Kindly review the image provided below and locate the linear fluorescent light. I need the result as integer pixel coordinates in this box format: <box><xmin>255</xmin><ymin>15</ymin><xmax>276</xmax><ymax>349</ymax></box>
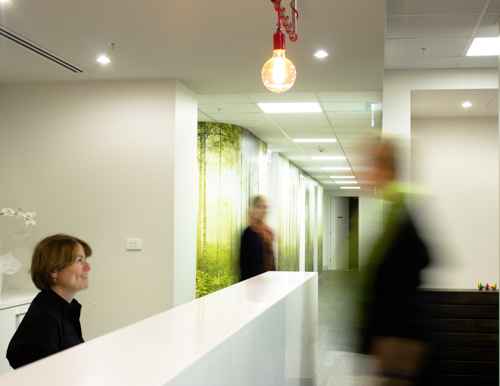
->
<box><xmin>258</xmin><ymin>103</ymin><xmax>322</xmax><ymax>113</ymax></box>
<box><xmin>335</xmin><ymin>181</ymin><xmax>358</xmax><ymax>184</ymax></box>
<box><xmin>340</xmin><ymin>187</ymin><xmax>360</xmax><ymax>189</ymax></box>
<box><xmin>293</xmin><ymin>139</ymin><xmax>337</xmax><ymax>143</ymax></box>
<box><xmin>330</xmin><ymin>176</ymin><xmax>355</xmax><ymax>179</ymax></box>
<box><xmin>311</xmin><ymin>156</ymin><xmax>345</xmax><ymax>160</ymax></box>
<box><xmin>466</xmin><ymin>37</ymin><xmax>499</xmax><ymax>56</ymax></box>
<box><xmin>321</xmin><ymin>167</ymin><xmax>350</xmax><ymax>171</ymax></box>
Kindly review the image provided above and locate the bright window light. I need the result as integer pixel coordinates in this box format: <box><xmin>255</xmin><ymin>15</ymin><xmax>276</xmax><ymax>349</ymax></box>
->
<box><xmin>314</xmin><ymin>50</ymin><xmax>328</xmax><ymax>58</ymax></box>
<box><xmin>258</xmin><ymin>103</ymin><xmax>322</xmax><ymax>113</ymax></box>
<box><xmin>466</xmin><ymin>37</ymin><xmax>499</xmax><ymax>56</ymax></box>
<box><xmin>0</xmin><ymin>0</ymin><xmax>11</xmax><ymax>3</ymax></box>
<box><xmin>321</xmin><ymin>167</ymin><xmax>350</xmax><ymax>171</ymax></box>
<box><xmin>336</xmin><ymin>181</ymin><xmax>358</xmax><ymax>184</ymax></box>
<box><xmin>293</xmin><ymin>139</ymin><xmax>337</xmax><ymax>143</ymax></box>
<box><xmin>97</xmin><ymin>56</ymin><xmax>111</xmax><ymax>64</ymax></box>
<box><xmin>340</xmin><ymin>187</ymin><xmax>360</xmax><ymax>189</ymax></box>
<box><xmin>330</xmin><ymin>176</ymin><xmax>355</xmax><ymax>179</ymax></box>
<box><xmin>310</xmin><ymin>156</ymin><xmax>345</xmax><ymax>160</ymax></box>
<box><xmin>462</xmin><ymin>101</ymin><xmax>472</xmax><ymax>107</ymax></box>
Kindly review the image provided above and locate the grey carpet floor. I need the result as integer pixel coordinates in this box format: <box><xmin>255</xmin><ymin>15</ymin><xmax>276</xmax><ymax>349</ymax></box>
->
<box><xmin>317</xmin><ymin>270</ymin><xmax>378</xmax><ymax>386</ymax></box>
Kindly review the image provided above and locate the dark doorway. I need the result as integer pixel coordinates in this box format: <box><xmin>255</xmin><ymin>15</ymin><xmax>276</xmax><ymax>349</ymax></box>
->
<box><xmin>348</xmin><ymin>197</ymin><xmax>359</xmax><ymax>270</ymax></box>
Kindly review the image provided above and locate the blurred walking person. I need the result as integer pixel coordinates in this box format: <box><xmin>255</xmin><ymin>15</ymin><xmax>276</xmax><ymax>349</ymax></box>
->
<box><xmin>358</xmin><ymin>137</ymin><xmax>432</xmax><ymax>386</ymax></box>
<box><xmin>240</xmin><ymin>195</ymin><xmax>276</xmax><ymax>281</ymax></box>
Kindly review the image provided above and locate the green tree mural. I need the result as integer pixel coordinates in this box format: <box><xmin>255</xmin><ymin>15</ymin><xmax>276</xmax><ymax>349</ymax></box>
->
<box><xmin>278</xmin><ymin>155</ymin><xmax>323</xmax><ymax>274</ymax></box>
<box><xmin>197</xmin><ymin>122</ymin><xmax>267</xmax><ymax>297</ymax></box>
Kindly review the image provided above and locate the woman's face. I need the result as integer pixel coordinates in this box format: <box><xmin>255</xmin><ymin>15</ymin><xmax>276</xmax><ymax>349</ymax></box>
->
<box><xmin>251</xmin><ymin>199</ymin><xmax>267</xmax><ymax>221</ymax></box>
<box><xmin>52</xmin><ymin>243</ymin><xmax>91</xmax><ymax>301</ymax></box>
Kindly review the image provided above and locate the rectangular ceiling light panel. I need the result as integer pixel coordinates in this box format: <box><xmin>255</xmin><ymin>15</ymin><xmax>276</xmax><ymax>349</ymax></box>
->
<box><xmin>466</xmin><ymin>37</ymin><xmax>499</xmax><ymax>56</ymax></box>
<box><xmin>310</xmin><ymin>156</ymin><xmax>345</xmax><ymax>160</ymax></box>
<box><xmin>293</xmin><ymin>139</ymin><xmax>337</xmax><ymax>142</ymax></box>
<box><xmin>258</xmin><ymin>103</ymin><xmax>322</xmax><ymax>113</ymax></box>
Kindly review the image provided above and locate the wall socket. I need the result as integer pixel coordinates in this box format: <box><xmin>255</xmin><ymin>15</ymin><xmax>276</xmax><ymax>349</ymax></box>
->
<box><xmin>126</xmin><ymin>239</ymin><xmax>142</xmax><ymax>250</ymax></box>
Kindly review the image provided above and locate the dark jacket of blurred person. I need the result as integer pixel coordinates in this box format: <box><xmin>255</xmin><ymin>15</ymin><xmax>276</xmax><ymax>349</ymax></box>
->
<box><xmin>359</xmin><ymin>184</ymin><xmax>431</xmax><ymax>352</ymax></box>
<box><xmin>240</xmin><ymin>196</ymin><xmax>276</xmax><ymax>281</ymax></box>
<box><xmin>358</xmin><ymin>139</ymin><xmax>432</xmax><ymax>385</ymax></box>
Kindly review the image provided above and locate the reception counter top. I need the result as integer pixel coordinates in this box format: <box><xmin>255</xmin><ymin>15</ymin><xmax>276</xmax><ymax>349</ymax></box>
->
<box><xmin>0</xmin><ymin>271</ymin><xmax>318</xmax><ymax>386</ymax></box>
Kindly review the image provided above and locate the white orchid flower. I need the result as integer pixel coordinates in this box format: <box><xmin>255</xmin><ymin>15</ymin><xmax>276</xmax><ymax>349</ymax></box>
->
<box><xmin>16</xmin><ymin>210</ymin><xmax>27</xmax><ymax>218</ymax></box>
<box><xmin>25</xmin><ymin>219</ymin><xmax>36</xmax><ymax>227</ymax></box>
<box><xmin>25</xmin><ymin>212</ymin><xmax>36</xmax><ymax>219</ymax></box>
<box><xmin>3</xmin><ymin>208</ymin><xmax>16</xmax><ymax>217</ymax></box>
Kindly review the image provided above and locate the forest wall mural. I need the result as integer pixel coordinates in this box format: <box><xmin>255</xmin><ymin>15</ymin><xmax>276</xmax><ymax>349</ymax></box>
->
<box><xmin>196</xmin><ymin>122</ymin><xmax>324</xmax><ymax>297</ymax></box>
<box><xmin>277</xmin><ymin>155</ymin><xmax>323</xmax><ymax>274</ymax></box>
<box><xmin>197</xmin><ymin>122</ymin><xmax>267</xmax><ymax>297</ymax></box>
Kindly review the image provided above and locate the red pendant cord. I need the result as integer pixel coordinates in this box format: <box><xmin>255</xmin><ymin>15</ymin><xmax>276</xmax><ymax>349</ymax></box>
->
<box><xmin>270</xmin><ymin>0</ymin><xmax>298</xmax><ymax>41</ymax></box>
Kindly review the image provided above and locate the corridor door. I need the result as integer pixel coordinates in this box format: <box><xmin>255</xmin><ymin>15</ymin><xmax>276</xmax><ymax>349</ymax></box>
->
<box><xmin>330</xmin><ymin>197</ymin><xmax>349</xmax><ymax>270</ymax></box>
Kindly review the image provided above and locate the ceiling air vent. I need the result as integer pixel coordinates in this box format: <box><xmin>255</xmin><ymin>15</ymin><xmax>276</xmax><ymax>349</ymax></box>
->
<box><xmin>0</xmin><ymin>25</ymin><xmax>87</xmax><ymax>74</ymax></box>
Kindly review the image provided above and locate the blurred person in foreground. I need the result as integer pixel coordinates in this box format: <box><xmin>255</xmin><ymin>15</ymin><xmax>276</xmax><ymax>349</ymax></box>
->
<box><xmin>240</xmin><ymin>195</ymin><xmax>276</xmax><ymax>281</ymax></box>
<box><xmin>7</xmin><ymin>234</ymin><xmax>92</xmax><ymax>369</ymax></box>
<box><xmin>358</xmin><ymin>137</ymin><xmax>432</xmax><ymax>386</ymax></box>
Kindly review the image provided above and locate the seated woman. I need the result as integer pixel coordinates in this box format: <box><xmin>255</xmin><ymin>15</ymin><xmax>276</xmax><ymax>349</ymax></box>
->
<box><xmin>239</xmin><ymin>195</ymin><xmax>276</xmax><ymax>281</ymax></box>
<box><xmin>7</xmin><ymin>234</ymin><xmax>92</xmax><ymax>369</ymax></box>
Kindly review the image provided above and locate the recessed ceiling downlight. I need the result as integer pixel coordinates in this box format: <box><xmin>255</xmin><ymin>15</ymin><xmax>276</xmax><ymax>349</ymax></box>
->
<box><xmin>258</xmin><ymin>103</ymin><xmax>322</xmax><ymax>113</ymax></box>
<box><xmin>314</xmin><ymin>50</ymin><xmax>328</xmax><ymax>58</ymax></box>
<box><xmin>462</xmin><ymin>101</ymin><xmax>472</xmax><ymax>108</ymax></box>
<box><xmin>97</xmin><ymin>55</ymin><xmax>110</xmax><ymax>64</ymax></box>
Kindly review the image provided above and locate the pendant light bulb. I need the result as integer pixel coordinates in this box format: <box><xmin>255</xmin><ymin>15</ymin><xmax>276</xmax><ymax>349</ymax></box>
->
<box><xmin>261</xmin><ymin>26</ymin><xmax>296</xmax><ymax>93</ymax></box>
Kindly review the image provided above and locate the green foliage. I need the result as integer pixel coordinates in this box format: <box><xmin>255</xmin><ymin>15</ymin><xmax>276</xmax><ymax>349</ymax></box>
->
<box><xmin>196</xmin><ymin>271</ymin><xmax>210</xmax><ymax>298</ymax></box>
<box><xmin>196</xmin><ymin>268</ymin><xmax>238</xmax><ymax>298</ymax></box>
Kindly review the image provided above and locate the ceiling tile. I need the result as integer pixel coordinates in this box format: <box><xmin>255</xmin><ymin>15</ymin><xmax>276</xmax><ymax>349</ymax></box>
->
<box><xmin>385</xmin><ymin>38</ymin><xmax>468</xmax><ymax>58</ymax></box>
<box><xmin>206</xmin><ymin>113</ymin><xmax>267</xmax><ymax>121</ymax></box>
<box><xmin>476</xmin><ymin>13</ymin><xmax>500</xmax><ymax>36</ymax></box>
<box><xmin>385</xmin><ymin>56</ymin><xmax>461</xmax><ymax>69</ymax></box>
<box><xmin>386</xmin><ymin>15</ymin><xmax>479</xmax><ymax>39</ymax></box>
<box><xmin>267</xmin><ymin>113</ymin><xmax>326</xmax><ymax>121</ymax></box>
<box><xmin>328</xmin><ymin>119</ymin><xmax>373</xmax><ymax>126</ymax></box>
<box><xmin>198</xmin><ymin>113</ymin><xmax>215</xmax><ymax>122</ymax></box>
<box><xmin>487</xmin><ymin>0</ymin><xmax>500</xmax><ymax>12</ymax></box>
<box><xmin>198</xmin><ymin>95</ymin><xmax>253</xmax><ymax>104</ymax></box>
<box><xmin>245</xmin><ymin>93</ymin><xmax>319</xmax><ymax>103</ymax></box>
<box><xmin>282</xmin><ymin>127</ymin><xmax>334</xmax><ymax>134</ymax></box>
<box><xmin>387</xmin><ymin>0</ymin><xmax>485</xmax><ymax>16</ymax></box>
<box><xmin>327</xmin><ymin>112</ymin><xmax>372</xmax><ymax>120</ymax></box>
<box><xmin>322</xmin><ymin>102</ymin><xmax>369</xmax><ymax>112</ymax></box>
<box><xmin>198</xmin><ymin>104</ymin><xmax>262</xmax><ymax>114</ymax></box>
<box><xmin>318</xmin><ymin>92</ymin><xmax>382</xmax><ymax>103</ymax></box>
<box><xmin>458</xmin><ymin>56</ymin><xmax>499</xmax><ymax>68</ymax></box>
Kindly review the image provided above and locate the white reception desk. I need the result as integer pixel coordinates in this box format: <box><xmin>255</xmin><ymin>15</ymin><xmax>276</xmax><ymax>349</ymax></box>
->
<box><xmin>0</xmin><ymin>271</ymin><xmax>318</xmax><ymax>386</ymax></box>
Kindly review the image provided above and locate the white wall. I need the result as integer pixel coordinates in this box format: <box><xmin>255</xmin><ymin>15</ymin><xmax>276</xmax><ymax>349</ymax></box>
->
<box><xmin>383</xmin><ymin>69</ymin><xmax>498</xmax><ymax>182</ymax></box>
<box><xmin>173</xmin><ymin>81</ymin><xmax>198</xmax><ymax>307</ymax></box>
<box><xmin>0</xmin><ymin>80</ymin><xmax>197</xmax><ymax>339</ymax></box>
<box><xmin>412</xmin><ymin>117</ymin><xmax>499</xmax><ymax>288</ymax></box>
<box><xmin>382</xmin><ymin>69</ymin><xmax>499</xmax><ymax>288</ymax></box>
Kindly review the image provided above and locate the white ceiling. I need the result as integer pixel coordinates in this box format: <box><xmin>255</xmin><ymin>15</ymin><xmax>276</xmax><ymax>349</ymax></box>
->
<box><xmin>0</xmin><ymin>0</ymin><xmax>498</xmax><ymax>191</ymax></box>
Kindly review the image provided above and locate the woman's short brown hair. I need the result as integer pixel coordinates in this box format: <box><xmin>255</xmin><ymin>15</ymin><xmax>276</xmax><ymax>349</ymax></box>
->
<box><xmin>31</xmin><ymin>234</ymin><xmax>92</xmax><ymax>291</ymax></box>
